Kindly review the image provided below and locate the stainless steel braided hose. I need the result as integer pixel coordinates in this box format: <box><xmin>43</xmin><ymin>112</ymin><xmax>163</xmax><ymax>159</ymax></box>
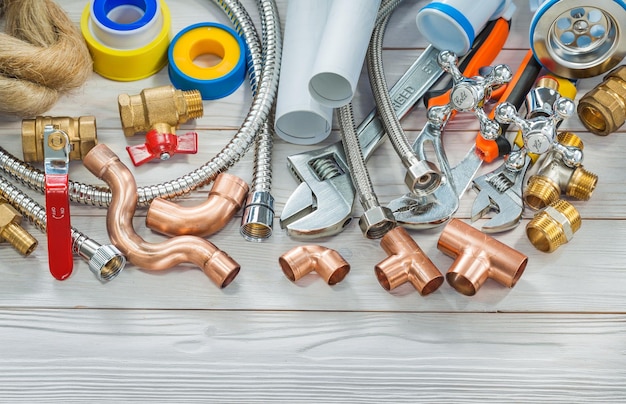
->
<box><xmin>367</xmin><ymin>8</ymin><xmax>441</xmax><ymax>196</ymax></box>
<box><xmin>0</xmin><ymin>175</ymin><xmax>125</xmax><ymax>281</ymax></box>
<box><xmin>0</xmin><ymin>0</ymin><xmax>282</xmax><ymax>207</ymax></box>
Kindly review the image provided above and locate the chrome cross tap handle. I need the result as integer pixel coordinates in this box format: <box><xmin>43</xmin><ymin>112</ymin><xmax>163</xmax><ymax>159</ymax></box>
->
<box><xmin>435</xmin><ymin>50</ymin><xmax>512</xmax><ymax>140</ymax></box>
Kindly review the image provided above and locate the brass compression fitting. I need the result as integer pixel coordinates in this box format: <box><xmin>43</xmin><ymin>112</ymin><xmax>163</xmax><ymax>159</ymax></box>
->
<box><xmin>526</xmin><ymin>199</ymin><xmax>581</xmax><ymax>253</ymax></box>
<box><xmin>0</xmin><ymin>197</ymin><xmax>38</xmax><ymax>256</ymax></box>
<box><xmin>118</xmin><ymin>85</ymin><xmax>203</xmax><ymax>137</ymax></box>
<box><xmin>22</xmin><ymin>116</ymin><xmax>97</xmax><ymax>162</ymax></box>
<box><xmin>578</xmin><ymin>66</ymin><xmax>626</xmax><ymax>136</ymax></box>
<box><xmin>524</xmin><ymin>132</ymin><xmax>598</xmax><ymax>210</ymax></box>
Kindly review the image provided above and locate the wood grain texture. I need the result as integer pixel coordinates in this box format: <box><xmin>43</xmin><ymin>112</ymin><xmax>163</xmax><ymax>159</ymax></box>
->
<box><xmin>0</xmin><ymin>0</ymin><xmax>624</xmax><ymax>401</ymax></box>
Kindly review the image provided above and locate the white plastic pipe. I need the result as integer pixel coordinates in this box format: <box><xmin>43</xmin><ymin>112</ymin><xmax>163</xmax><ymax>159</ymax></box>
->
<box><xmin>308</xmin><ymin>0</ymin><xmax>382</xmax><ymax>108</ymax></box>
<box><xmin>274</xmin><ymin>0</ymin><xmax>332</xmax><ymax>145</ymax></box>
<box><xmin>416</xmin><ymin>0</ymin><xmax>515</xmax><ymax>55</ymax></box>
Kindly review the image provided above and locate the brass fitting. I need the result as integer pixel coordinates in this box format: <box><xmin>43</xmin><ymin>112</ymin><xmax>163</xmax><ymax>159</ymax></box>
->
<box><xmin>437</xmin><ymin>218</ymin><xmax>528</xmax><ymax>296</ymax></box>
<box><xmin>526</xmin><ymin>199</ymin><xmax>581</xmax><ymax>253</ymax></box>
<box><xmin>0</xmin><ymin>198</ymin><xmax>38</xmax><ymax>256</ymax></box>
<box><xmin>279</xmin><ymin>245</ymin><xmax>350</xmax><ymax>285</ymax></box>
<box><xmin>21</xmin><ymin>116</ymin><xmax>97</xmax><ymax>162</ymax></box>
<box><xmin>374</xmin><ymin>227</ymin><xmax>444</xmax><ymax>295</ymax></box>
<box><xmin>146</xmin><ymin>172</ymin><xmax>249</xmax><ymax>237</ymax></box>
<box><xmin>524</xmin><ymin>132</ymin><xmax>598</xmax><ymax>210</ymax></box>
<box><xmin>118</xmin><ymin>85</ymin><xmax>203</xmax><ymax>137</ymax></box>
<box><xmin>577</xmin><ymin>66</ymin><xmax>626</xmax><ymax>136</ymax></box>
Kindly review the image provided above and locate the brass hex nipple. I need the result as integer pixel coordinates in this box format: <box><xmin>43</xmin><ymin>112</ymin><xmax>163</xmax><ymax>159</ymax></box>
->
<box><xmin>437</xmin><ymin>219</ymin><xmax>528</xmax><ymax>296</ymax></box>
<box><xmin>118</xmin><ymin>85</ymin><xmax>203</xmax><ymax>137</ymax></box>
<box><xmin>83</xmin><ymin>144</ymin><xmax>240</xmax><ymax>288</ymax></box>
<box><xmin>0</xmin><ymin>198</ymin><xmax>38</xmax><ymax>256</ymax></box>
<box><xmin>374</xmin><ymin>227</ymin><xmax>444</xmax><ymax>295</ymax></box>
<box><xmin>577</xmin><ymin>66</ymin><xmax>626</xmax><ymax>136</ymax></box>
<box><xmin>22</xmin><ymin>116</ymin><xmax>97</xmax><ymax>162</ymax></box>
<box><xmin>526</xmin><ymin>199</ymin><xmax>581</xmax><ymax>253</ymax></box>
<box><xmin>279</xmin><ymin>245</ymin><xmax>350</xmax><ymax>285</ymax></box>
<box><xmin>524</xmin><ymin>132</ymin><xmax>598</xmax><ymax>210</ymax></box>
<box><xmin>146</xmin><ymin>172</ymin><xmax>249</xmax><ymax>237</ymax></box>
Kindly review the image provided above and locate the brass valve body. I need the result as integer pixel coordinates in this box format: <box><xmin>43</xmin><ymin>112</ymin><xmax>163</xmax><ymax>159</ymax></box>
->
<box><xmin>526</xmin><ymin>199</ymin><xmax>581</xmax><ymax>253</ymax></box>
<box><xmin>578</xmin><ymin>66</ymin><xmax>626</xmax><ymax>136</ymax></box>
<box><xmin>0</xmin><ymin>198</ymin><xmax>38</xmax><ymax>256</ymax></box>
<box><xmin>21</xmin><ymin>116</ymin><xmax>97</xmax><ymax>162</ymax></box>
<box><xmin>118</xmin><ymin>85</ymin><xmax>203</xmax><ymax>137</ymax></box>
<box><xmin>524</xmin><ymin>132</ymin><xmax>598</xmax><ymax>210</ymax></box>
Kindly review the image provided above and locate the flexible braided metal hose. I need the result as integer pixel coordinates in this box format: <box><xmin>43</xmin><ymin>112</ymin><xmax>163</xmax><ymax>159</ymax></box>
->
<box><xmin>0</xmin><ymin>0</ymin><xmax>281</xmax><ymax>207</ymax></box>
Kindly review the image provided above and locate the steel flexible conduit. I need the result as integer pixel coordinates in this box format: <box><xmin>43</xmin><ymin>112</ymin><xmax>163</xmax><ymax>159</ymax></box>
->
<box><xmin>0</xmin><ymin>0</ymin><xmax>282</xmax><ymax>207</ymax></box>
<box><xmin>367</xmin><ymin>6</ymin><xmax>441</xmax><ymax>196</ymax></box>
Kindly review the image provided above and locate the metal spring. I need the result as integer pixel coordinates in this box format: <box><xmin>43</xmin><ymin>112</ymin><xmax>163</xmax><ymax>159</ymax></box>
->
<box><xmin>488</xmin><ymin>172</ymin><xmax>514</xmax><ymax>193</ymax></box>
<box><xmin>0</xmin><ymin>0</ymin><xmax>282</xmax><ymax>208</ymax></box>
<box><xmin>310</xmin><ymin>157</ymin><xmax>342</xmax><ymax>181</ymax></box>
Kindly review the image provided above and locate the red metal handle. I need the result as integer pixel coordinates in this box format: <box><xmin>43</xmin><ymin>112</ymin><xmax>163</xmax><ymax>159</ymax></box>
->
<box><xmin>45</xmin><ymin>173</ymin><xmax>73</xmax><ymax>280</ymax></box>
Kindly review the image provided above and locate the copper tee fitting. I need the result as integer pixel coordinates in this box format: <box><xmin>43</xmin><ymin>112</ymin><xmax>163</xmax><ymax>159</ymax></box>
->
<box><xmin>146</xmin><ymin>173</ymin><xmax>249</xmax><ymax>237</ymax></box>
<box><xmin>524</xmin><ymin>132</ymin><xmax>598</xmax><ymax>210</ymax></box>
<box><xmin>279</xmin><ymin>245</ymin><xmax>350</xmax><ymax>285</ymax></box>
<box><xmin>22</xmin><ymin>116</ymin><xmax>97</xmax><ymax>162</ymax></box>
<box><xmin>82</xmin><ymin>144</ymin><xmax>240</xmax><ymax>288</ymax></box>
<box><xmin>526</xmin><ymin>199</ymin><xmax>581</xmax><ymax>253</ymax></box>
<box><xmin>375</xmin><ymin>227</ymin><xmax>444</xmax><ymax>295</ymax></box>
<box><xmin>118</xmin><ymin>85</ymin><xmax>203</xmax><ymax>137</ymax></box>
<box><xmin>437</xmin><ymin>219</ymin><xmax>528</xmax><ymax>296</ymax></box>
<box><xmin>577</xmin><ymin>66</ymin><xmax>626</xmax><ymax>136</ymax></box>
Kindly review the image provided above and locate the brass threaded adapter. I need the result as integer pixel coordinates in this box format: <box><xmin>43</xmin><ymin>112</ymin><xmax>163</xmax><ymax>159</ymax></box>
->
<box><xmin>21</xmin><ymin>116</ymin><xmax>97</xmax><ymax>162</ymax></box>
<box><xmin>566</xmin><ymin>167</ymin><xmax>598</xmax><ymax>201</ymax></box>
<box><xmin>577</xmin><ymin>66</ymin><xmax>626</xmax><ymax>136</ymax></box>
<box><xmin>526</xmin><ymin>199</ymin><xmax>581</xmax><ymax>253</ymax></box>
<box><xmin>118</xmin><ymin>85</ymin><xmax>203</xmax><ymax>137</ymax></box>
<box><xmin>557</xmin><ymin>131</ymin><xmax>583</xmax><ymax>149</ymax></box>
<box><xmin>525</xmin><ymin>176</ymin><xmax>560</xmax><ymax>210</ymax></box>
<box><xmin>0</xmin><ymin>198</ymin><xmax>38</xmax><ymax>256</ymax></box>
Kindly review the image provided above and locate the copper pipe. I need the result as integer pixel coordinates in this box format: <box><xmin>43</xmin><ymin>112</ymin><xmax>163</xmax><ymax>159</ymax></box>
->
<box><xmin>437</xmin><ymin>218</ymin><xmax>527</xmax><ymax>296</ymax></box>
<box><xmin>279</xmin><ymin>245</ymin><xmax>350</xmax><ymax>285</ymax></box>
<box><xmin>146</xmin><ymin>173</ymin><xmax>249</xmax><ymax>237</ymax></box>
<box><xmin>375</xmin><ymin>227</ymin><xmax>443</xmax><ymax>295</ymax></box>
<box><xmin>83</xmin><ymin>144</ymin><xmax>240</xmax><ymax>288</ymax></box>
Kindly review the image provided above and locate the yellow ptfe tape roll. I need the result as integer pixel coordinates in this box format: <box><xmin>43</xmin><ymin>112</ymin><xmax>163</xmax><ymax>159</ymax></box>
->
<box><xmin>168</xmin><ymin>23</ymin><xmax>246</xmax><ymax>100</ymax></box>
<box><xmin>81</xmin><ymin>0</ymin><xmax>171</xmax><ymax>81</ymax></box>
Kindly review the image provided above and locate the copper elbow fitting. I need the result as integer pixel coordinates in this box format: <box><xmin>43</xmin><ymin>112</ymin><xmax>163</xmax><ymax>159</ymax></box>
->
<box><xmin>526</xmin><ymin>199</ymin><xmax>581</xmax><ymax>253</ymax></box>
<box><xmin>118</xmin><ymin>85</ymin><xmax>203</xmax><ymax>137</ymax></box>
<box><xmin>524</xmin><ymin>132</ymin><xmax>598</xmax><ymax>210</ymax></box>
<box><xmin>578</xmin><ymin>66</ymin><xmax>626</xmax><ymax>136</ymax></box>
<box><xmin>82</xmin><ymin>144</ymin><xmax>240</xmax><ymax>288</ymax></box>
<box><xmin>22</xmin><ymin>116</ymin><xmax>97</xmax><ymax>162</ymax></box>
<box><xmin>146</xmin><ymin>173</ymin><xmax>249</xmax><ymax>237</ymax></box>
<box><xmin>279</xmin><ymin>245</ymin><xmax>350</xmax><ymax>285</ymax></box>
<box><xmin>437</xmin><ymin>219</ymin><xmax>528</xmax><ymax>296</ymax></box>
<box><xmin>375</xmin><ymin>227</ymin><xmax>444</xmax><ymax>295</ymax></box>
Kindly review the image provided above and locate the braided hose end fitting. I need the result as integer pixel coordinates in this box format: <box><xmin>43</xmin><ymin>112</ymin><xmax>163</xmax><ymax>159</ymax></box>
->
<box><xmin>526</xmin><ymin>199</ymin><xmax>581</xmax><ymax>253</ymax></box>
<box><xmin>73</xmin><ymin>235</ymin><xmax>126</xmax><ymax>282</ymax></box>
<box><xmin>359</xmin><ymin>206</ymin><xmax>396</xmax><ymax>240</ymax></box>
<box><xmin>406</xmin><ymin>160</ymin><xmax>442</xmax><ymax>196</ymax></box>
<box><xmin>240</xmin><ymin>191</ymin><xmax>274</xmax><ymax>242</ymax></box>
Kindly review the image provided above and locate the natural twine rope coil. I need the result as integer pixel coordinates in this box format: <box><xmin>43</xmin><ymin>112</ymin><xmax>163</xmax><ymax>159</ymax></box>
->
<box><xmin>0</xmin><ymin>0</ymin><xmax>93</xmax><ymax>117</ymax></box>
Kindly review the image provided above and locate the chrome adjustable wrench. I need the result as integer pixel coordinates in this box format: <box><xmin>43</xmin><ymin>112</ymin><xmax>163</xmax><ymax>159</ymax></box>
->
<box><xmin>280</xmin><ymin>45</ymin><xmax>444</xmax><ymax>239</ymax></box>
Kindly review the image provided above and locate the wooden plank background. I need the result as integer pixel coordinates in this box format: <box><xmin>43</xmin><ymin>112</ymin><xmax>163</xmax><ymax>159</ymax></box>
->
<box><xmin>0</xmin><ymin>0</ymin><xmax>625</xmax><ymax>401</ymax></box>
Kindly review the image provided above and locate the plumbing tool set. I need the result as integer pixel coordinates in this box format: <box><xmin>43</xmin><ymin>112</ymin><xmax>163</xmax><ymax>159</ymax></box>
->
<box><xmin>0</xmin><ymin>0</ymin><xmax>622</xmax><ymax>296</ymax></box>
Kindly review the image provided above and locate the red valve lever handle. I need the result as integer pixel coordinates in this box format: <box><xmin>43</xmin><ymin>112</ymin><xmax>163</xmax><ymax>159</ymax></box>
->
<box><xmin>45</xmin><ymin>173</ymin><xmax>73</xmax><ymax>280</ymax></box>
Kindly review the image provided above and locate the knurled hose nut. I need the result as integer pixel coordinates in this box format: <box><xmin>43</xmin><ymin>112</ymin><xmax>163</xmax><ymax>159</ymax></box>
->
<box><xmin>21</xmin><ymin>116</ymin><xmax>97</xmax><ymax>162</ymax></box>
<box><xmin>118</xmin><ymin>85</ymin><xmax>203</xmax><ymax>137</ymax></box>
<box><xmin>359</xmin><ymin>206</ymin><xmax>396</xmax><ymax>239</ymax></box>
<box><xmin>526</xmin><ymin>199</ymin><xmax>581</xmax><ymax>253</ymax></box>
<box><xmin>577</xmin><ymin>66</ymin><xmax>626</xmax><ymax>136</ymax></box>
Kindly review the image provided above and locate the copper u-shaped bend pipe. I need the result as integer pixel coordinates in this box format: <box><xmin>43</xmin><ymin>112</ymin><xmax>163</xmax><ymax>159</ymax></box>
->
<box><xmin>83</xmin><ymin>144</ymin><xmax>240</xmax><ymax>288</ymax></box>
<box><xmin>146</xmin><ymin>172</ymin><xmax>249</xmax><ymax>237</ymax></box>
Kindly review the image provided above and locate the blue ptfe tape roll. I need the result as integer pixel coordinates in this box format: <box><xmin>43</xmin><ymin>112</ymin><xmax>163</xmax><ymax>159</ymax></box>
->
<box><xmin>168</xmin><ymin>22</ymin><xmax>247</xmax><ymax>100</ymax></box>
<box><xmin>91</xmin><ymin>0</ymin><xmax>158</xmax><ymax>31</ymax></box>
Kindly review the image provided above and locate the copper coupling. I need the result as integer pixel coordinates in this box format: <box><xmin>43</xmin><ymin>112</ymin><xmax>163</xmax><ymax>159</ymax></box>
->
<box><xmin>279</xmin><ymin>245</ymin><xmax>350</xmax><ymax>285</ymax></box>
<box><xmin>524</xmin><ymin>132</ymin><xmax>598</xmax><ymax>210</ymax></box>
<box><xmin>21</xmin><ymin>116</ymin><xmax>97</xmax><ymax>162</ymax></box>
<box><xmin>437</xmin><ymin>219</ymin><xmax>528</xmax><ymax>296</ymax></box>
<box><xmin>578</xmin><ymin>66</ymin><xmax>626</xmax><ymax>136</ymax></box>
<box><xmin>118</xmin><ymin>85</ymin><xmax>203</xmax><ymax>137</ymax></box>
<box><xmin>82</xmin><ymin>144</ymin><xmax>240</xmax><ymax>288</ymax></box>
<box><xmin>146</xmin><ymin>173</ymin><xmax>249</xmax><ymax>237</ymax></box>
<box><xmin>526</xmin><ymin>199</ymin><xmax>581</xmax><ymax>253</ymax></box>
<box><xmin>374</xmin><ymin>227</ymin><xmax>444</xmax><ymax>295</ymax></box>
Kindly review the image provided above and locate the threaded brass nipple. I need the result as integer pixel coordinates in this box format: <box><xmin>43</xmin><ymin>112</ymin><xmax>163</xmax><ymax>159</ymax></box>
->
<box><xmin>525</xmin><ymin>176</ymin><xmax>560</xmax><ymax>210</ymax></box>
<box><xmin>566</xmin><ymin>167</ymin><xmax>598</xmax><ymax>201</ymax></box>
<box><xmin>181</xmin><ymin>89</ymin><xmax>204</xmax><ymax>119</ymax></box>
<box><xmin>526</xmin><ymin>199</ymin><xmax>581</xmax><ymax>253</ymax></box>
<box><xmin>557</xmin><ymin>131</ymin><xmax>584</xmax><ymax>149</ymax></box>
